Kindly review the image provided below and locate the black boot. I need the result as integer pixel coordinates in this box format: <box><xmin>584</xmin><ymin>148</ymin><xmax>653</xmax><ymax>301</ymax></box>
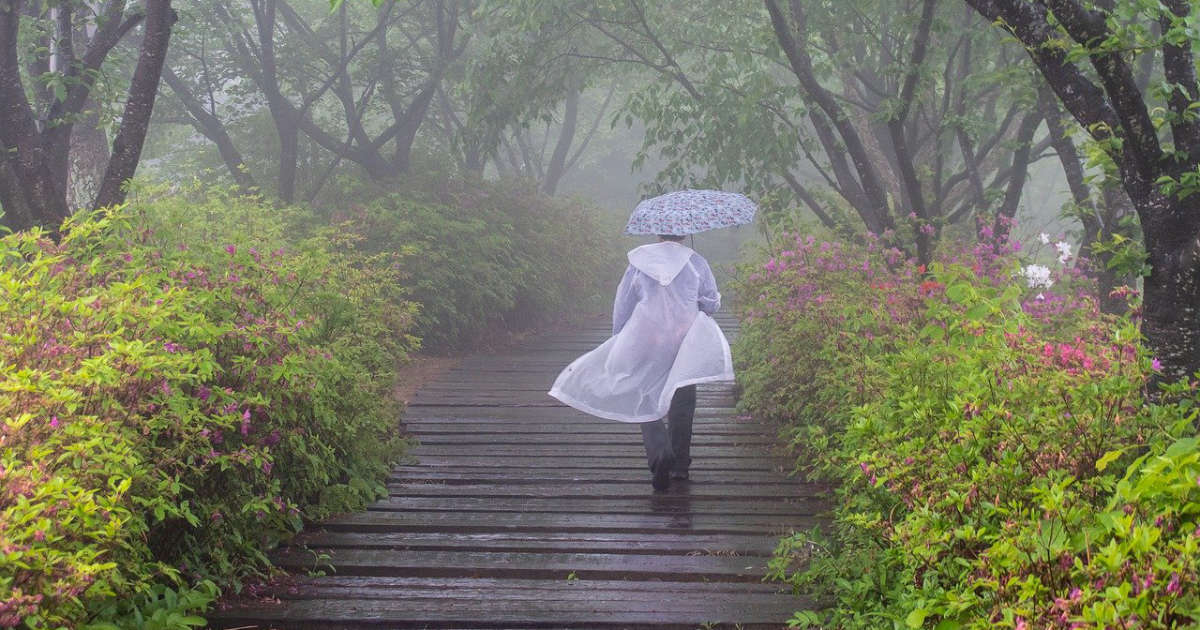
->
<box><xmin>651</xmin><ymin>453</ymin><xmax>675</xmax><ymax>492</ymax></box>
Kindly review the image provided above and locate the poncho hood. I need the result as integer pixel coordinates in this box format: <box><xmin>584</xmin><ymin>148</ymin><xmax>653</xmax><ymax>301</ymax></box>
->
<box><xmin>627</xmin><ymin>241</ymin><xmax>694</xmax><ymax>286</ymax></box>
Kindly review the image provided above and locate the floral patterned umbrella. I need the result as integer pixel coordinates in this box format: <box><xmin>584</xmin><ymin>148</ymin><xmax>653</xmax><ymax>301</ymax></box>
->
<box><xmin>623</xmin><ymin>189</ymin><xmax>757</xmax><ymax>236</ymax></box>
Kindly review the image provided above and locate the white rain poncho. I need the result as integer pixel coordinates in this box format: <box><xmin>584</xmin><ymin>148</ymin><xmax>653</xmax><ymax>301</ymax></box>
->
<box><xmin>548</xmin><ymin>241</ymin><xmax>734</xmax><ymax>423</ymax></box>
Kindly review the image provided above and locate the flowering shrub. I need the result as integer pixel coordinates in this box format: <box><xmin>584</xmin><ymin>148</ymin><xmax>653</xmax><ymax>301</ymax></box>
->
<box><xmin>0</xmin><ymin>193</ymin><xmax>416</xmax><ymax>629</ymax></box>
<box><xmin>737</xmin><ymin>232</ymin><xmax>1200</xmax><ymax>628</ymax></box>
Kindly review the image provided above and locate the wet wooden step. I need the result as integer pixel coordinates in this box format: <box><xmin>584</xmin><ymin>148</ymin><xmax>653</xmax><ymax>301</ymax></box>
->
<box><xmin>289</xmin><ymin>531</ymin><xmax>781</xmax><ymax>555</ymax></box>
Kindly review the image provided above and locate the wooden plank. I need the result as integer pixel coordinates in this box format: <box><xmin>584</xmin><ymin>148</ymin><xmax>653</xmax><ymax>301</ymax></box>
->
<box><xmin>410</xmin><ymin>433</ymin><xmax>776</xmax><ymax>445</ymax></box>
<box><xmin>406</xmin><ymin>455</ymin><xmax>785</xmax><ymax>471</ymax></box>
<box><xmin>409</xmin><ymin>444</ymin><xmax>779</xmax><ymax>458</ymax></box>
<box><xmin>231</xmin><ymin>576</ymin><xmax>790</xmax><ymax>596</ymax></box>
<box><xmin>386</xmin><ymin>481</ymin><xmax>824</xmax><ymax>499</ymax></box>
<box><xmin>269</xmin><ymin>548</ymin><xmax>774</xmax><ymax>582</ymax></box>
<box><xmin>288</xmin><ymin>531</ymin><xmax>781</xmax><ymax>555</ymax></box>
<box><xmin>401</xmin><ymin>423</ymin><xmax>768</xmax><ymax>436</ymax></box>
<box><xmin>319</xmin><ymin>510</ymin><xmax>819</xmax><ymax>535</ymax></box>
<box><xmin>402</xmin><ymin>407</ymin><xmax>743</xmax><ymax>419</ymax></box>
<box><xmin>366</xmin><ymin>496</ymin><xmax>825</xmax><ymax>516</ymax></box>
<box><xmin>211</xmin><ymin>597</ymin><xmax>801</xmax><ymax>629</ymax></box>
<box><xmin>387</xmin><ymin>468</ymin><xmax>804</xmax><ymax>484</ymax></box>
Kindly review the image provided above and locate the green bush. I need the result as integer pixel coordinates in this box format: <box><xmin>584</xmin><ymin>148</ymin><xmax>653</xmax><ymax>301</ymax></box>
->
<box><xmin>738</xmin><ymin>234</ymin><xmax>1200</xmax><ymax>628</ymax></box>
<box><xmin>0</xmin><ymin>191</ymin><xmax>416</xmax><ymax>629</ymax></box>
<box><xmin>330</xmin><ymin>175</ymin><xmax>617</xmax><ymax>351</ymax></box>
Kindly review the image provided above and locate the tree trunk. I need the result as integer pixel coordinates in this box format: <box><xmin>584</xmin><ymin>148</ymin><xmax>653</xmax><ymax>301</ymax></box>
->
<box><xmin>1140</xmin><ymin>198</ymin><xmax>1200</xmax><ymax>381</ymax></box>
<box><xmin>276</xmin><ymin>116</ymin><xmax>299</xmax><ymax>203</ymax></box>
<box><xmin>1093</xmin><ymin>183</ymin><xmax>1134</xmax><ymax>315</ymax></box>
<box><xmin>66</xmin><ymin>97</ymin><xmax>109</xmax><ymax>211</ymax></box>
<box><xmin>0</xmin><ymin>159</ymin><xmax>35</xmax><ymax>231</ymax></box>
<box><xmin>542</xmin><ymin>81</ymin><xmax>579</xmax><ymax>196</ymax></box>
<box><xmin>161</xmin><ymin>67</ymin><xmax>257</xmax><ymax>192</ymax></box>
<box><xmin>94</xmin><ymin>1</ymin><xmax>176</xmax><ymax>210</ymax></box>
<box><xmin>991</xmin><ymin>109</ymin><xmax>1043</xmax><ymax>246</ymax></box>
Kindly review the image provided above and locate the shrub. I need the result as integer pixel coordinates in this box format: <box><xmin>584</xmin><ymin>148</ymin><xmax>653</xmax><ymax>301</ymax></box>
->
<box><xmin>329</xmin><ymin>175</ymin><xmax>618</xmax><ymax>351</ymax></box>
<box><xmin>0</xmin><ymin>192</ymin><xmax>416</xmax><ymax>629</ymax></box>
<box><xmin>738</xmin><ymin>232</ymin><xmax>1200</xmax><ymax>628</ymax></box>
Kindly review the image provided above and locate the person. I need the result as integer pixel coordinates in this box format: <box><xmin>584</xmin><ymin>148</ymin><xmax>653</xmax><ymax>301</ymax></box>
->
<box><xmin>548</xmin><ymin>234</ymin><xmax>733</xmax><ymax>491</ymax></box>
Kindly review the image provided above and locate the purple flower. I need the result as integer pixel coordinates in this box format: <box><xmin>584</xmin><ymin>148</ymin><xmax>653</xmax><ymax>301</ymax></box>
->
<box><xmin>225</xmin><ymin>244</ymin><xmax>237</xmax><ymax>256</ymax></box>
<box><xmin>163</xmin><ymin>342</ymin><xmax>180</xmax><ymax>353</ymax></box>
<box><xmin>197</xmin><ymin>386</ymin><xmax>211</xmax><ymax>402</ymax></box>
<box><xmin>1152</xmin><ymin>357</ymin><xmax>1163</xmax><ymax>372</ymax></box>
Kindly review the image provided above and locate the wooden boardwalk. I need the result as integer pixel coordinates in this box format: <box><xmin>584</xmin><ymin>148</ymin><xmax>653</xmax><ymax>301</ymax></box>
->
<box><xmin>212</xmin><ymin>313</ymin><xmax>826</xmax><ymax>629</ymax></box>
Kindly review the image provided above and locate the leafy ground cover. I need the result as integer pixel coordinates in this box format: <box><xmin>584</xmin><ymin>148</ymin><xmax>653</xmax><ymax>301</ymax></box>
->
<box><xmin>0</xmin><ymin>181</ymin><xmax>611</xmax><ymax>629</ymax></box>
<box><xmin>736</xmin><ymin>228</ymin><xmax>1200</xmax><ymax>629</ymax></box>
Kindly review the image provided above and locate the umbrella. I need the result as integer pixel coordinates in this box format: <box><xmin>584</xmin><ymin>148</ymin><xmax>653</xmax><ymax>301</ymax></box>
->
<box><xmin>623</xmin><ymin>189</ymin><xmax>757</xmax><ymax>236</ymax></box>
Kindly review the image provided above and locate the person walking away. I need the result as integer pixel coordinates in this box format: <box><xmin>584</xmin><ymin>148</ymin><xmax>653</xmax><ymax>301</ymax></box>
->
<box><xmin>548</xmin><ymin>234</ymin><xmax>733</xmax><ymax>491</ymax></box>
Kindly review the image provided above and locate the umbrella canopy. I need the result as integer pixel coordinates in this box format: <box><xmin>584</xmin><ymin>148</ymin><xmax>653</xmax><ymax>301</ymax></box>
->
<box><xmin>623</xmin><ymin>189</ymin><xmax>757</xmax><ymax>236</ymax></box>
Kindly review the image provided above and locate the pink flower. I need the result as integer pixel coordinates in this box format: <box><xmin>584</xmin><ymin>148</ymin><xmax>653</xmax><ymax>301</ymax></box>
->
<box><xmin>1152</xmin><ymin>357</ymin><xmax>1163</xmax><ymax>372</ymax></box>
<box><xmin>1167</xmin><ymin>573</ymin><xmax>1181</xmax><ymax>595</ymax></box>
<box><xmin>49</xmin><ymin>415</ymin><xmax>59</xmax><ymax>429</ymax></box>
<box><xmin>32</xmin><ymin>530</ymin><xmax>45</xmax><ymax>542</ymax></box>
<box><xmin>225</xmin><ymin>244</ymin><xmax>237</xmax><ymax>256</ymax></box>
<box><xmin>1015</xmin><ymin>617</ymin><xmax>1028</xmax><ymax>630</ymax></box>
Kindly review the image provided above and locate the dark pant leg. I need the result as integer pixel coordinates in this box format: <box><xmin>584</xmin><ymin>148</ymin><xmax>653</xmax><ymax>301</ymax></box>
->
<box><xmin>640</xmin><ymin>420</ymin><xmax>670</xmax><ymax>470</ymax></box>
<box><xmin>667</xmin><ymin>385</ymin><xmax>696</xmax><ymax>473</ymax></box>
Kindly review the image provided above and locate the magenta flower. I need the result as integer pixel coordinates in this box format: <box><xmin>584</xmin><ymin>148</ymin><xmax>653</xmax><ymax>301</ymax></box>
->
<box><xmin>1152</xmin><ymin>357</ymin><xmax>1163</xmax><ymax>372</ymax></box>
<box><xmin>49</xmin><ymin>415</ymin><xmax>59</xmax><ymax>429</ymax></box>
<box><xmin>225</xmin><ymin>244</ymin><xmax>237</xmax><ymax>256</ymax></box>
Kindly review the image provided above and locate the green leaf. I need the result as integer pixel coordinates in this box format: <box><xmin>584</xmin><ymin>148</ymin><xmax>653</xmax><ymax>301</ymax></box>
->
<box><xmin>964</xmin><ymin>303</ymin><xmax>990</xmax><ymax>321</ymax></box>
<box><xmin>906</xmin><ymin>608</ymin><xmax>930</xmax><ymax>628</ymax></box>
<box><xmin>945</xmin><ymin>283</ymin><xmax>971</xmax><ymax>304</ymax></box>
<box><xmin>1095</xmin><ymin>449</ymin><xmax>1123</xmax><ymax>471</ymax></box>
<box><xmin>920</xmin><ymin>324</ymin><xmax>945</xmax><ymax>341</ymax></box>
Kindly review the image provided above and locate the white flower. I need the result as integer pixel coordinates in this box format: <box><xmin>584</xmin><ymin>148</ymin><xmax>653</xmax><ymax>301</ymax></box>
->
<box><xmin>1038</xmin><ymin>232</ymin><xmax>1051</xmax><ymax>245</ymax></box>
<box><xmin>1020</xmin><ymin>264</ymin><xmax>1054</xmax><ymax>289</ymax></box>
<box><xmin>1054</xmin><ymin>241</ymin><xmax>1073</xmax><ymax>264</ymax></box>
<box><xmin>1035</xmin><ymin>293</ymin><xmax>1046</xmax><ymax>301</ymax></box>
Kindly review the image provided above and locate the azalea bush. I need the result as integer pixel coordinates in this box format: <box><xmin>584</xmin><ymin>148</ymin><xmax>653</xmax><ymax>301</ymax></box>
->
<box><xmin>326</xmin><ymin>175</ymin><xmax>618</xmax><ymax>351</ymax></box>
<box><xmin>738</xmin><ymin>230</ymin><xmax>1200</xmax><ymax>628</ymax></box>
<box><xmin>0</xmin><ymin>193</ymin><xmax>416</xmax><ymax>629</ymax></box>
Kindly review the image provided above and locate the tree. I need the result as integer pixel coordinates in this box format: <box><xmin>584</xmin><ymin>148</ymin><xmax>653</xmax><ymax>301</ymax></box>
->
<box><xmin>159</xmin><ymin>0</ymin><xmax>466</xmax><ymax>203</ymax></box>
<box><xmin>963</xmin><ymin>0</ymin><xmax>1200</xmax><ymax>379</ymax></box>
<box><xmin>0</xmin><ymin>0</ymin><xmax>176</xmax><ymax>231</ymax></box>
<box><xmin>430</xmin><ymin>4</ymin><xmax>618</xmax><ymax>194</ymax></box>
<box><xmin>511</xmin><ymin>0</ymin><xmax>1056</xmax><ymax>261</ymax></box>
